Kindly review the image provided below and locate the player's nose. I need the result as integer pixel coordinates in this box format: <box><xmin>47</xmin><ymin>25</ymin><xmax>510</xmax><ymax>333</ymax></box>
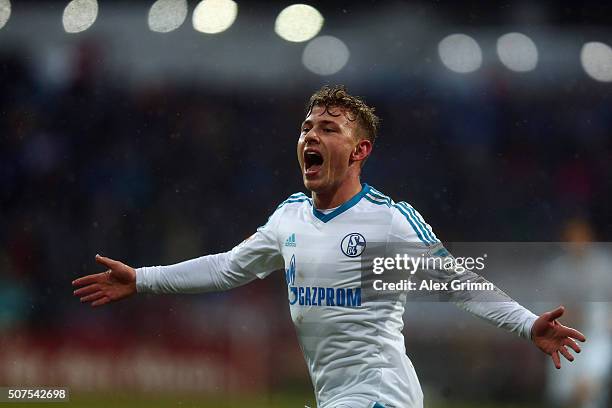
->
<box><xmin>303</xmin><ymin>128</ymin><xmax>320</xmax><ymax>144</ymax></box>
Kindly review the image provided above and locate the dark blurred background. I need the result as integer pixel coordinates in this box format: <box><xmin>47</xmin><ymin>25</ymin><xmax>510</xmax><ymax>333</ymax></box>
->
<box><xmin>1</xmin><ymin>1</ymin><xmax>611</xmax><ymax>407</ymax></box>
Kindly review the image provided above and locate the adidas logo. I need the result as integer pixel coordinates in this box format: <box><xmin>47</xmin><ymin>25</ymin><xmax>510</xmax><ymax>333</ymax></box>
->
<box><xmin>285</xmin><ymin>233</ymin><xmax>297</xmax><ymax>247</ymax></box>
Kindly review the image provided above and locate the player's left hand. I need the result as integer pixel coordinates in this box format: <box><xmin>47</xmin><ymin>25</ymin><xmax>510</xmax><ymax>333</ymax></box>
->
<box><xmin>531</xmin><ymin>305</ymin><xmax>586</xmax><ymax>369</ymax></box>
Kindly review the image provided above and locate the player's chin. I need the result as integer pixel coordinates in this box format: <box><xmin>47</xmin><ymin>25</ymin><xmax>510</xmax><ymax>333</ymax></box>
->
<box><xmin>302</xmin><ymin>178</ymin><xmax>316</xmax><ymax>191</ymax></box>
<box><xmin>303</xmin><ymin>175</ymin><xmax>324</xmax><ymax>192</ymax></box>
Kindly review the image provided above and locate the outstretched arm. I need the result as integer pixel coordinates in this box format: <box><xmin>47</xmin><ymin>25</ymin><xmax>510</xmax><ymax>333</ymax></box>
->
<box><xmin>436</xmin><ymin>261</ymin><xmax>586</xmax><ymax>368</ymax></box>
<box><xmin>73</xmin><ymin>213</ymin><xmax>284</xmax><ymax>306</ymax></box>
<box><xmin>134</xmin><ymin>251</ymin><xmax>256</xmax><ymax>294</ymax></box>
<box><xmin>73</xmin><ymin>250</ymin><xmax>260</xmax><ymax>306</ymax></box>
<box><xmin>388</xmin><ymin>206</ymin><xmax>586</xmax><ymax>369</ymax></box>
<box><xmin>434</xmin><ymin>262</ymin><xmax>586</xmax><ymax>368</ymax></box>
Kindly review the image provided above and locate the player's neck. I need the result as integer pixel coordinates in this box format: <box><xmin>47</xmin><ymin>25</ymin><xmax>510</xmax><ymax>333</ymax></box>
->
<box><xmin>312</xmin><ymin>179</ymin><xmax>363</xmax><ymax>210</ymax></box>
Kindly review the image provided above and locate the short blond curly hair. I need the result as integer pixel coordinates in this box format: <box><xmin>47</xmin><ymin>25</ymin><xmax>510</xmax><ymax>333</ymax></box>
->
<box><xmin>306</xmin><ymin>85</ymin><xmax>380</xmax><ymax>144</ymax></box>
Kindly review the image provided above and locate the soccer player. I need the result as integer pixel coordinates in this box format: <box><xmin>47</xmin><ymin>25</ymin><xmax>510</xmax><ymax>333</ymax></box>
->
<box><xmin>72</xmin><ymin>85</ymin><xmax>586</xmax><ymax>408</ymax></box>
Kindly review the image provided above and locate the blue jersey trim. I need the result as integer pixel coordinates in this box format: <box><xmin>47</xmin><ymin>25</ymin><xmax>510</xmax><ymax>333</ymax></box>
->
<box><xmin>370</xmin><ymin>189</ymin><xmax>430</xmax><ymax>244</ymax></box>
<box><xmin>364</xmin><ymin>194</ymin><xmax>390</xmax><ymax>207</ymax></box>
<box><xmin>402</xmin><ymin>201</ymin><xmax>438</xmax><ymax>243</ymax></box>
<box><xmin>367</xmin><ymin>190</ymin><xmax>393</xmax><ymax>206</ymax></box>
<box><xmin>260</xmin><ymin>194</ymin><xmax>309</xmax><ymax>229</ymax></box>
<box><xmin>369</xmin><ymin>190</ymin><xmax>429</xmax><ymax>245</ymax></box>
<box><xmin>398</xmin><ymin>201</ymin><xmax>438</xmax><ymax>243</ymax></box>
<box><xmin>312</xmin><ymin>183</ymin><xmax>371</xmax><ymax>223</ymax></box>
<box><xmin>397</xmin><ymin>202</ymin><xmax>436</xmax><ymax>244</ymax></box>
<box><xmin>393</xmin><ymin>203</ymin><xmax>430</xmax><ymax>244</ymax></box>
<box><xmin>368</xmin><ymin>187</ymin><xmax>437</xmax><ymax>246</ymax></box>
<box><xmin>276</xmin><ymin>194</ymin><xmax>311</xmax><ymax>210</ymax></box>
<box><xmin>277</xmin><ymin>198</ymin><xmax>310</xmax><ymax>210</ymax></box>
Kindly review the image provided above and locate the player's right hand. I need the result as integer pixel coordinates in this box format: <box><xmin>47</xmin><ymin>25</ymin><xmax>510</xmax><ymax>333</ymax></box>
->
<box><xmin>72</xmin><ymin>254</ymin><xmax>137</xmax><ymax>307</ymax></box>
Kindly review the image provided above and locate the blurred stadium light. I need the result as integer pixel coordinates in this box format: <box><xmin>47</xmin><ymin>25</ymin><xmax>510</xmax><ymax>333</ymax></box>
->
<box><xmin>438</xmin><ymin>33</ymin><xmax>482</xmax><ymax>73</ymax></box>
<box><xmin>302</xmin><ymin>35</ymin><xmax>349</xmax><ymax>76</ymax></box>
<box><xmin>274</xmin><ymin>4</ymin><xmax>324</xmax><ymax>43</ymax></box>
<box><xmin>148</xmin><ymin>0</ymin><xmax>188</xmax><ymax>33</ymax></box>
<box><xmin>0</xmin><ymin>0</ymin><xmax>10</xmax><ymax>29</ymax></box>
<box><xmin>62</xmin><ymin>0</ymin><xmax>98</xmax><ymax>34</ymax></box>
<box><xmin>192</xmin><ymin>0</ymin><xmax>237</xmax><ymax>34</ymax></box>
<box><xmin>2</xmin><ymin>3</ymin><xmax>611</xmax><ymax>87</ymax></box>
<box><xmin>496</xmin><ymin>32</ymin><xmax>538</xmax><ymax>72</ymax></box>
<box><xmin>580</xmin><ymin>41</ymin><xmax>612</xmax><ymax>82</ymax></box>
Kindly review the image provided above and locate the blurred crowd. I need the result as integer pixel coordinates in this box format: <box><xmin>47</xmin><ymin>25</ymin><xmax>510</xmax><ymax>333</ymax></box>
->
<box><xmin>1</xmin><ymin>40</ymin><xmax>611</xmax><ymax>403</ymax></box>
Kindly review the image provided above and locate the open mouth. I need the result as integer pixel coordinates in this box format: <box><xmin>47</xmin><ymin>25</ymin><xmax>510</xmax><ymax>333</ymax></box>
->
<box><xmin>304</xmin><ymin>150</ymin><xmax>324</xmax><ymax>175</ymax></box>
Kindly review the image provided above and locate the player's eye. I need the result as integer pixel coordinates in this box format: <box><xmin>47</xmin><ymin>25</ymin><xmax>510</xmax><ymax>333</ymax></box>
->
<box><xmin>302</xmin><ymin>127</ymin><xmax>311</xmax><ymax>133</ymax></box>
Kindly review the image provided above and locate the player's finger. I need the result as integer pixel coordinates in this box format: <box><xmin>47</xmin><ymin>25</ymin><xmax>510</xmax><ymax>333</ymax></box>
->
<box><xmin>80</xmin><ymin>291</ymin><xmax>106</xmax><ymax>303</ymax></box>
<box><xmin>91</xmin><ymin>296</ymin><xmax>111</xmax><ymax>307</ymax></box>
<box><xmin>552</xmin><ymin>351</ymin><xmax>561</xmax><ymax>369</ymax></box>
<box><xmin>546</xmin><ymin>306</ymin><xmax>565</xmax><ymax>322</ymax></box>
<box><xmin>73</xmin><ymin>284</ymin><xmax>100</xmax><ymax>297</ymax></box>
<box><xmin>559</xmin><ymin>346</ymin><xmax>574</xmax><ymax>362</ymax></box>
<box><xmin>72</xmin><ymin>273</ymin><xmax>104</xmax><ymax>287</ymax></box>
<box><xmin>95</xmin><ymin>254</ymin><xmax>120</xmax><ymax>269</ymax></box>
<box><xmin>564</xmin><ymin>338</ymin><xmax>581</xmax><ymax>353</ymax></box>
<box><xmin>559</xmin><ymin>325</ymin><xmax>586</xmax><ymax>342</ymax></box>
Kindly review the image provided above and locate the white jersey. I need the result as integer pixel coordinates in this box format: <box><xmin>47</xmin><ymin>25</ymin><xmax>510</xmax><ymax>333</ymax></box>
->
<box><xmin>136</xmin><ymin>184</ymin><xmax>537</xmax><ymax>408</ymax></box>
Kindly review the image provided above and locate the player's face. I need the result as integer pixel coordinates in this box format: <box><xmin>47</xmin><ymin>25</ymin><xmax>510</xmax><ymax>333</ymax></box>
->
<box><xmin>297</xmin><ymin>105</ymin><xmax>361</xmax><ymax>194</ymax></box>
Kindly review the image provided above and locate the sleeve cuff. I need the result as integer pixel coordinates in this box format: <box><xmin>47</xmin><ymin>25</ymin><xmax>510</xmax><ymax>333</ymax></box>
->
<box><xmin>522</xmin><ymin>312</ymin><xmax>538</xmax><ymax>340</ymax></box>
<box><xmin>135</xmin><ymin>267</ymin><xmax>153</xmax><ymax>293</ymax></box>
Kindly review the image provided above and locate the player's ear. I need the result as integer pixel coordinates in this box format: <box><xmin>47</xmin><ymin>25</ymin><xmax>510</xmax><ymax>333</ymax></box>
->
<box><xmin>351</xmin><ymin>138</ymin><xmax>372</xmax><ymax>163</ymax></box>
